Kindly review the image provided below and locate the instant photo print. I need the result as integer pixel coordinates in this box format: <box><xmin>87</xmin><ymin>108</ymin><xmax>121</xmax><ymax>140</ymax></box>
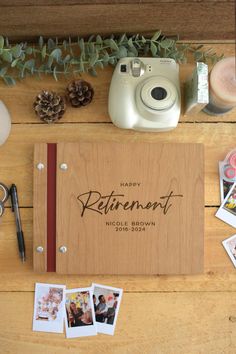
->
<box><xmin>216</xmin><ymin>183</ymin><xmax>236</xmax><ymax>228</ymax></box>
<box><xmin>33</xmin><ymin>283</ymin><xmax>66</xmax><ymax>333</ymax></box>
<box><xmin>222</xmin><ymin>234</ymin><xmax>236</xmax><ymax>268</ymax></box>
<box><xmin>64</xmin><ymin>287</ymin><xmax>97</xmax><ymax>338</ymax></box>
<box><xmin>219</xmin><ymin>161</ymin><xmax>234</xmax><ymax>203</ymax></box>
<box><xmin>92</xmin><ymin>283</ymin><xmax>123</xmax><ymax>335</ymax></box>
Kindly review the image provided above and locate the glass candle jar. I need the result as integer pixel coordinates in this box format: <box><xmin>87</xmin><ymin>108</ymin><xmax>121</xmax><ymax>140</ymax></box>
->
<box><xmin>0</xmin><ymin>100</ymin><xmax>11</xmax><ymax>146</ymax></box>
<box><xmin>203</xmin><ymin>57</ymin><xmax>236</xmax><ymax>115</ymax></box>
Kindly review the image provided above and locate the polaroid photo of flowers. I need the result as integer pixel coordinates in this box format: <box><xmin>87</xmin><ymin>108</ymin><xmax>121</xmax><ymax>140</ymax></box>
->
<box><xmin>33</xmin><ymin>283</ymin><xmax>66</xmax><ymax>333</ymax></box>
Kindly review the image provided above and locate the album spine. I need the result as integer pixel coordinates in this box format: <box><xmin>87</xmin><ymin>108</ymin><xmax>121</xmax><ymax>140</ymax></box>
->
<box><xmin>47</xmin><ymin>143</ymin><xmax>57</xmax><ymax>272</ymax></box>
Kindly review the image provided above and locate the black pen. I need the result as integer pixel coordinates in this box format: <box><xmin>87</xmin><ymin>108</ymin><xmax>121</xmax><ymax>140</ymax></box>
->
<box><xmin>10</xmin><ymin>184</ymin><xmax>26</xmax><ymax>262</ymax></box>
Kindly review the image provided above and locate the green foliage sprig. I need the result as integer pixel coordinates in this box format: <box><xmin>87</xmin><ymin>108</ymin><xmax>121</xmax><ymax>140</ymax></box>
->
<box><xmin>0</xmin><ymin>31</ymin><xmax>223</xmax><ymax>85</ymax></box>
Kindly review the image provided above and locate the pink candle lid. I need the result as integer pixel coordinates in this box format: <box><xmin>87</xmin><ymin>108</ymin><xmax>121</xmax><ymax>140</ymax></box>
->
<box><xmin>210</xmin><ymin>57</ymin><xmax>236</xmax><ymax>105</ymax></box>
<box><xmin>229</xmin><ymin>151</ymin><xmax>236</xmax><ymax>168</ymax></box>
<box><xmin>224</xmin><ymin>166</ymin><xmax>236</xmax><ymax>179</ymax></box>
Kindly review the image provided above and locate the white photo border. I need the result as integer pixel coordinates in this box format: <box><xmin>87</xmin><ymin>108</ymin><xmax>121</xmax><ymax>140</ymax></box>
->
<box><xmin>222</xmin><ymin>234</ymin><xmax>236</xmax><ymax>268</ymax></box>
<box><xmin>216</xmin><ymin>182</ymin><xmax>236</xmax><ymax>228</ymax></box>
<box><xmin>92</xmin><ymin>283</ymin><xmax>123</xmax><ymax>336</ymax></box>
<box><xmin>64</xmin><ymin>287</ymin><xmax>97</xmax><ymax>338</ymax></box>
<box><xmin>219</xmin><ymin>161</ymin><xmax>234</xmax><ymax>204</ymax></box>
<box><xmin>32</xmin><ymin>283</ymin><xmax>66</xmax><ymax>334</ymax></box>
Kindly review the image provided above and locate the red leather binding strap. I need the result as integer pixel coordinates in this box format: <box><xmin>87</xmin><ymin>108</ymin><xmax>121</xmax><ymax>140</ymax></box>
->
<box><xmin>47</xmin><ymin>143</ymin><xmax>57</xmax><ymax>272</ymax></box>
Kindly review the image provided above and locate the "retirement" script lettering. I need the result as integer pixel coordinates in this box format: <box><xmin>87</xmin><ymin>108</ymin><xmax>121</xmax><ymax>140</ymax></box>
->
<box><xmin>77</xmin><ymin>190</ymin><xmax>183</xmax><ymax>217</ymax></box>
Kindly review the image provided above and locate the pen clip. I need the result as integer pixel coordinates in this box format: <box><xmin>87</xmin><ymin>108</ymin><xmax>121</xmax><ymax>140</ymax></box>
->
<box><xmin>10</xmin><ymin>185</ymin><xmax>15</xmax><ymax>212</ymax></box>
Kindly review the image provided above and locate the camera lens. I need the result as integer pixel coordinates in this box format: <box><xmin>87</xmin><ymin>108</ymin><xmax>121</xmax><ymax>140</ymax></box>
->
<box><xmin>151</xmin><ymin>87</ymin><xmax>167</xmax><ymax>100</ymax></box>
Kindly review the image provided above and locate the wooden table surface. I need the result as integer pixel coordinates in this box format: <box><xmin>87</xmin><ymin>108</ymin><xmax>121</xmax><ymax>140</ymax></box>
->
<box><xmin>0</xmin><ymin>42</ymin><xmax>236</xmax><ymax>354</ymax></box>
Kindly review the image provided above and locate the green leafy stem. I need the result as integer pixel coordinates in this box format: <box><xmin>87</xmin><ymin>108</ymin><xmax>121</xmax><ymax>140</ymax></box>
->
<box><xmin>0</xmin><ymin>31</ymin><xmax>223</xmax><ymax>85</ymax></box>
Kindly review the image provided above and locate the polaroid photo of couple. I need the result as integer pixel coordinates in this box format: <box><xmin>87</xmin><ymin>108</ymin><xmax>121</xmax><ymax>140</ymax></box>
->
<box><xmin>222</xmin><ymin>234</ymin><xmax>236</xmax><ymax>268</ymax></box>
<box><xmin>92</xmin><ymin>283</ymin><xmax>123</xmax><ymax>336</ymax></box>
<box><xmin>216</xmin><ymin>182</ymin><xmax>236</xmax><ymax>228</ymax></box>
<box><xmin>33</xmin><ymin>283</ymin><xmax>66</xmax><ymax>333</ymax></box>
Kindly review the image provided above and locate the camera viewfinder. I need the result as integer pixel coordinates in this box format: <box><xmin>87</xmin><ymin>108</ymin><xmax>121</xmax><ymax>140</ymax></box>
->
<box><xmin>120</xmin><ymin>64</ymin><xmax>127</xmax><ymax>73</ymax></box>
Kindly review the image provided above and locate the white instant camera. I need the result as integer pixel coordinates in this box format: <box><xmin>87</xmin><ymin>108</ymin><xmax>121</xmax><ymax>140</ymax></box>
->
<box><xmin>108</xmin><ymin>57</ymin><xmax>181</xmax><ymax>132</ymax></box>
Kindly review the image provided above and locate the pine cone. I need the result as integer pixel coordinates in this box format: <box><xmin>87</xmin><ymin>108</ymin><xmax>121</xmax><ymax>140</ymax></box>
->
<box><xmin>34</xmin><ymin>90</ymin><xmax>66</xmax><ymax>123</ymax></box>
<box><xmin>67</xmin><ymin>80</ymin><xmax>94</xmax><ymax>107</ymax></box>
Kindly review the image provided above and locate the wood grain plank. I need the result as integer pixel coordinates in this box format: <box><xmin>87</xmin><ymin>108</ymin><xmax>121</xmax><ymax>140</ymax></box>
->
<box><xmin>0</xmin><ymin>3</ymin><xmax>234</xmax><ymax>40</ymax></box>
<box><xmin>0</xmin><ymin>0</ymin><xmax>234</xmax><ymax>5</ymax></box>
<box><xmin>1</xmin><ymin>207</ymin><xmax>236</xmax><ymax>291</ymax></box>
<box><xmin>0</xmin><ymin>292</ymin><xmax>235</xmax><ymax>354</ymax></box>
<box><xmin>33</xmin><ymin>144</ymin><xmax>47</xmax><ymax>272</ymax></box>
<box><xmin>0</xmin><ymin>122</ymin><xmax>235</xmax><ymax>207</ymax></box>
<box><xmin>0</xmin><ymin>44</ymin><xmax>233</xmax><ymax>124</ymax></box>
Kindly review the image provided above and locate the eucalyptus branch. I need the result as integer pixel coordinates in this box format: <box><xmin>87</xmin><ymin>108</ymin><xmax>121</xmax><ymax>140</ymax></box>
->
<box><xmin>0</xmin><ymin>31</ymin><xmax>223</xmax><ymax>85</ymax></box>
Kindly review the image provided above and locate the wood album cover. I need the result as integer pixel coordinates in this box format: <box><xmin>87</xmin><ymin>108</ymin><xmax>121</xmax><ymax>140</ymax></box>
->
<box><xmin>33</xmin><ymin>142</ymin><xmax>204</xmax><ymax>275</ymax></box>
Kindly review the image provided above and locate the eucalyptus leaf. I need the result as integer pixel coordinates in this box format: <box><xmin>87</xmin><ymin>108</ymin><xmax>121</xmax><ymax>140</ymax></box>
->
<box><xmin>108</xmin><ymin>57</ymin><xmax>115</xmax><ymax>64</ymax></box>
<box><xmin>0</xmin><ymin>67</ymin><xmax>7</xmax><ymax>77</ymax></box>
<box><xmin>151</xmin><ymin>30</ymin><xmax>161</xmax><ymax>41</ymax></box>
<box><xmin>130</xmin><ymin>46</ymin><xmax>138</xmax><ymax>56</ymax></box>
<box><xmin>47</xmin><ymin>55</ymin><xmax>54</xmax><ymax>68</ymax></box>
<box><xmin>127</xmin><ymin>51</ymin><xmax>135</xmax><ymax>57</ymax></box>
<box><xmin>117</xmin><ymin>46</ymin><xmax>127</xmax><ymax>58</ymax></box>
<box><xmin>41</xmin><ymin>45</ymin><xmax>47</xmax><ymax>60</ymax></box>
<box><xmin>127</xmin><ymin>38</ymin><xmax>133</xmax><ymax>48</ymax></box>
<box><xmin>12</xmin><ymin>45</ymin><xmax>22</xmax><ymax>58</ymax></box>
<box><xmin>53</xmin><ymin>66</ymin><xmax>58</xmax><ymax>81</ymax></box>
<box><xmin>89</xmin><ymin>42</ymin><xmax>95</xmax><ymax>53</ymax></box>
<box><xmin>89</xmin><ymin>51</ymin><xmax>99</xmax><ymax>66</ymax></box>
<box><xmin>50</xmin><ymin>48</ymin><xmax>62</xmax><ymax>62</ymax></box>
<box><xmin>95</xmin><ymin>61</ymin><xmax>104</xmax><ymax>69</ymax></box>
<box><xmin>25</xmin><ymin>47</ymin><xmax>33</xmax><ymax>55</ymax></box>
<box><xmin>24</xmin><ymin>59</ymin><xmax>35</xmax><ymax>71</ymax></box>
<box><xmin>160</xmin><ymin>38</ymin><xmax>174</xmax><ymax>49</ymax></box>
<box><xmin>2</xmin><ymin>51</ymin><xmax>12</xmax><ymax>63</ymax></box>
<box><xmin>102</xmin><ymin>51</ymin><xmax>109</xmax><ymax>64</ymax></box>
<box><xmin>3</xmin><ymin>76</ymin><xmax>16</xmax><ymax>85</ymax></box>
<box><xmin>79</xmin><ymin>38</ymin><xmax>85</xmax><ymax>52</ymax></box>
<box><xmin>150</xmin><ymin>42</ymin><xmax>157</xmax><ymax>56</ymax></box>
<box><xmin>39</xmin><ymin>36</ymin><xmax>44</xmax><ymax>49</ymax></box>
<box><xmin>63</xmin><ymin>40</ymin><xmax>67</xmax><ymax>50</ymax></box>
<box><xmin>0</xmin><ymin>36</ymin><xmax>4</xmax><ymax>49</ymax></box>
<box><xmin>88</xmin><ymin>35</ymin><xmax>94</xmax><ymax>43</ymax></box>
<box><xmin>96</xmin><ymin>35</ymin><xmax>102</xmax><ymax>45</ymax></box>
<box><xmin>63</xmin><ymin>54</ymin><xmax>70</xmax><ymax>63</ymax></box>
<box><xmin>70</xmin><ymin>58</ymin><xmax>80</xmax><ymax>65</ymax></box>
<box><xmin>20</xmin><ymin>52</ymin><xmax>25</xmax><ymax>61</ymax></box>
<box><xmin>88</xmin><ymin>67</ymin><xmax>97</xmax><ymax>76</ymax></box>
<box><xmin>11</xmin><ymin>58</ymin><xmax>20</xmax><ymax>67</ymax></box>
<box><xmin>48</xmin><ymin>38</ymin><xmax>55</xmax><ymax>50</ymax></box>
<box><xmin>80</xmin><ymin>56</ymin><xmax>85</xmax><ymax>72</ymax></box>
<box><xmin>118</xmin><ymin>33</ymin><xmax>127</xmax><ymax>45</ymax></box>
<box><xmin>141</xmin><ymin>36</ymin><xmax>146</xmax><ymax>44</ymax></box>
<box><xmin>109</xmin><ymin>39</ymin><xmax>119</xmax><ymax>51</ymax></box>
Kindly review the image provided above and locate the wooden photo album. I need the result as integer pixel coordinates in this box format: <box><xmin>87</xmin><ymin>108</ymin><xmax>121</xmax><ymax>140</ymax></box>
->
<box><xmin>33</xmin><ymin>142</ymin><xmax>204</xmax><ymax>275</ymax></box>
